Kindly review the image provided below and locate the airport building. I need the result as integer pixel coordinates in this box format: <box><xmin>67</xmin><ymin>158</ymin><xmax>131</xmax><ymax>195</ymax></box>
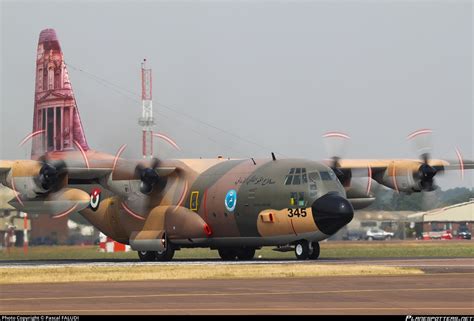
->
<box><xmin>336</xmin><ymin>200</ymin><xmax>473</xmax><ymax>241</ymax></box>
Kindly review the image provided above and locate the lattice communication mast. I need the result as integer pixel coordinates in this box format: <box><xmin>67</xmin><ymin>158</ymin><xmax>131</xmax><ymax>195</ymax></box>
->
<box><xmin>138</xmin><ymin>59</ymin><xmax>155</xmax><ymax>159</ymax></box>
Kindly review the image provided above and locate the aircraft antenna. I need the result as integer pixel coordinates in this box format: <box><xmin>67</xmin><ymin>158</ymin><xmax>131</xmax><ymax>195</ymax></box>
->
<box><xmin>138</xmin><ymin>58</ymin><xmax>155</xmax><ymax>159</ymax></box>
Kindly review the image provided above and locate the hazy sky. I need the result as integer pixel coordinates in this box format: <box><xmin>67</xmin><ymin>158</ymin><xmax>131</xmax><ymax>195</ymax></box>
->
<box><xmin>1</xmin><ymin>0</ymin><xmax>472</xmax><ymax>189</ymax></box>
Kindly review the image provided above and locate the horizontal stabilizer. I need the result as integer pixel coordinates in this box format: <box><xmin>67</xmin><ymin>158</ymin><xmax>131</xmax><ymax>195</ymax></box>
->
<box><xmin>8</xmin><ymin>187</ymin><xmax>90</xmax><ymax>215</ymax></box>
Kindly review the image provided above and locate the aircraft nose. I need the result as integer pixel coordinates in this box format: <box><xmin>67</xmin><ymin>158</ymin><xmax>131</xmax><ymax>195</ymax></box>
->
<box><xmin>311</xmin><ymin>193</ymin><xmax>354</xmax><ymax>235</ymax></box>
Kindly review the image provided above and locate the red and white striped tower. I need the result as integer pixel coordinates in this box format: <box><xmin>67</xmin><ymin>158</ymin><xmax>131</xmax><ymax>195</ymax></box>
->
<box><xmin>138</xmin><ymin>59</ymin><xmax>154</xmax><ymax>159</ymax></box>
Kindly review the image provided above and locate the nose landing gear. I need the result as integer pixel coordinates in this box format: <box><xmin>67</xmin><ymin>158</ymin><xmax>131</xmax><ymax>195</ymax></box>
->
<box><xmin>294</xmin><ymin>240</ymin><xmax>320</xmax><ymax>260</ymax></box>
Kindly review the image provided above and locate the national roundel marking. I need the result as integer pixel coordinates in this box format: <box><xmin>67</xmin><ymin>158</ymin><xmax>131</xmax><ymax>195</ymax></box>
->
<box><xmin>224</xmin><ymin>189</ymin><xmax>237</xmax><ymax>212</ymax></box>
<box><xmin>90</xmin><ymin>188</ymin><xmax>101</xmax><ymax>211</ymax></box>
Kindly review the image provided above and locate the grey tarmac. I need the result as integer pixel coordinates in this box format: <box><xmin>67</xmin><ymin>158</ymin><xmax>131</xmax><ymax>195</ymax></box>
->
<box><xmin>1</xmin><ymin>273</ymin><xmax>473</xmax><ymax>315</ymax></box>
<box><xmin>0</xmin><ymin>258</ymin><xmax>473</xmax><ymax>315</ymax></box>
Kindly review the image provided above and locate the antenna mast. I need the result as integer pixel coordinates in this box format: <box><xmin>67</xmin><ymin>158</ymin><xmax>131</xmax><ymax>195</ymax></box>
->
<box><xmin>138</xmin><ymin>59</ymin><xmax>155</xmax><ymax>159</ymax></box>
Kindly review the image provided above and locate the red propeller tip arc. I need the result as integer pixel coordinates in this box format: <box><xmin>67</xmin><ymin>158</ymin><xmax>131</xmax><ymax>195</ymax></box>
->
<box><xmin>322</xmin><ymin>132</ymin><xmax>351</xmax><ymax>140</ymax></box>
<box><xmin>407</xmin><ymin>129</ymin><xmax>433</xmax><ymax>140</ymax></box>
<box><xmin>455</xmin><ymin>147</ymin><xmax>464</xmax><ymax>181</ymax></box>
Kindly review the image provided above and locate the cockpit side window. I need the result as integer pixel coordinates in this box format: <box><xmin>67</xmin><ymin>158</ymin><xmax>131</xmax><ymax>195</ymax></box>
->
<box><xmin>308</xmin><ymin>172</ymin><xmax>320</xmax><ymax>182</ymax></box>
<box><xmin>320</xmin><ymin>171</ymin><xmax>332</xmax><ymax>181</ymax></box>
<box><xmin>308</xmin><ymin>172</ymin><xmax>319</xmax><ymax>198</ymax></box>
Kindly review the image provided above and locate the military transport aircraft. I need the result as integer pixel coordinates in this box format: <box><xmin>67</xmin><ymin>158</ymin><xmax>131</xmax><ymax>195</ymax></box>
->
<box><xmin>0</xmin><ymin>29</ymin><xmax>472</xmax><ymax>261</ymax></box>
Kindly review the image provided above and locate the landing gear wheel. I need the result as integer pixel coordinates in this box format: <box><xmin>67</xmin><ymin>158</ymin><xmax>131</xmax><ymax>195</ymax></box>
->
<box><xmin>236</xmin><ymin>248</ymin><xmax>256</xmax><ymax>260</ymax></box>
<box><xmin>218</xmin><ymin>248</ymin><xmax>237</xmax><ymax>261</ymax></box>
<box><xmin>138</xmin><ymin>251</ymin><xmax>157</xmax><ymax>262</ymax></box>
<box><xmin>156</xmin><ymin>247</ymin><xmax>175</xmax><ymax>261</ymax></box>
<box><xmin>367</xmin><ymin>236</ymin><xmax>374</xmax><ymax>241</ymax></box>
<box><xmin>309</xmin><ymin>242</ymin><xmax>320</xmax><ymax>260</ymax></box>
<box><xmin>294</xmin><ymin>240</ymin><xmax>310</xmax><ymax>260</ymax></box>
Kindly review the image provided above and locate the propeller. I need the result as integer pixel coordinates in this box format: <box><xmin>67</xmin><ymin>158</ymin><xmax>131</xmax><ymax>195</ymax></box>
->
<box><xmin>322</xmin><ymin>132</ymin><xmax>352</xmax><ymax>186</ymax></box>
<box><xmin>37</xmin><ymin>156</ymin><xmax>68</xmax><ymax>192</ymax></box>
<box><xmin>407</xmin><ymin>129</ymin><xmax>439</xmax><ymax>192</ymax></box>
<box><xmin>406</xmin><ymin>129</ymin><xmax>446</xmax><ymax>212</ymax></box>
<box><xmin>135</xmin><ymin>157</ymin><xmax>161</xmax><ymax>194</ymax></box>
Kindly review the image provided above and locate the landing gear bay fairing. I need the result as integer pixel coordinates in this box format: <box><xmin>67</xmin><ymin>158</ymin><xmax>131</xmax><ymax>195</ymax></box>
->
<box><xmin>1</xmin><ymin>29</ymin><xmax>471</xmax><ymax>261</ymax></box>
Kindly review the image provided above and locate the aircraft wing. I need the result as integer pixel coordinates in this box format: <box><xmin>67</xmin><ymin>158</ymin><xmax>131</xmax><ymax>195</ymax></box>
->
<box><xmin>331</xmin><ymin>158</ymin><xmax>472</xmax><ymax>194</ymax></box>
<box><xmin>67</xmin><ymin>168</ymin><xmax>113</xmax><ymax>180</ymax></box>
<box><xmin>335</xmin><ymin>159</ymin><xmax>473</xmax><ymax>172</ymax></box>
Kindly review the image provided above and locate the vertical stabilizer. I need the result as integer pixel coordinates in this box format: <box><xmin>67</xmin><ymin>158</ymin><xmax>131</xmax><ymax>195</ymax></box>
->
<box><xmin>31</xmin><ymin>28</ymin><xmax>89</xmax><ymax>159</ymax></box>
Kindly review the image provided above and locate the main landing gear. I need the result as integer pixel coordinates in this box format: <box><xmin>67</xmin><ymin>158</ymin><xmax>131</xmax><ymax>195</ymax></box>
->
<box><xmin>218</xmin><ymin>247</ymin><xmax>256</xmax><ymax>261</ymax></box>
<box><xmin>294</xmin><ymin>240</ymin><xmax>320</xmax><ymax>260</ymax></box>
<box><xmin>138</xmin><ymin>247</ymin><xmax>175</xmax><ymax>262</ymax></box>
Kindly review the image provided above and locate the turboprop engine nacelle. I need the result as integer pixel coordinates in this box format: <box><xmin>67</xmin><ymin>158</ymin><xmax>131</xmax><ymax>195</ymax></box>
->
<box><xmin>0</xmin><ymin>160</ymin><xmax>60</xmax><ymax>199</ymax></box>
<box><xmin>376</xmin><ymin>161</ymin><xmax>428</xmax><ymax>193</ymax></box>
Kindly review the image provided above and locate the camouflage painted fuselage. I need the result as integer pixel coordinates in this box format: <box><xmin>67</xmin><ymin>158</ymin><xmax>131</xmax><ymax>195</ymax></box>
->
<box><xmin>59</xmin><ymin>153</ymin><xmax>351</xmax><ymax>250</ymax></box>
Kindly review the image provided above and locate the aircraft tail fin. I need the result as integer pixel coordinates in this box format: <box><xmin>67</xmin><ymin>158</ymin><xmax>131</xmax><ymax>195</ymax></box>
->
<box><xmin>31</xmin><ymin>28</ymin><xmax>89</xmax><ymax>159</ymax></box>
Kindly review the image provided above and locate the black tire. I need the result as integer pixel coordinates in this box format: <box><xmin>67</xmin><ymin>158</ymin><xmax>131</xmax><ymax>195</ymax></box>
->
<box><xmin>156</xmin><ymin>247</ymin><xmax>175</xmax><ymax>261</ymax></box>
<box><xmin>138</xmin><ymin>251</ymin><xmax>157</xmax><ymax>262</ymax></box>
<box><xmin>294</xmin><ymin>240</ymin><xmax>310</xmax><ymax>260</ymax></box>
<box><xmin>309</xmin><ymin>242</ymin><xmax>320</xmax><ymax>260</ymax></box>
<box><xmin>218</xmin><ymin>248</ymin><xmax>237</xmax><ymax>261</ymax></box>
<box><xmin>236</xmin><ymin>248</ymin><xmax>256</xmax><ymax>260</ymax></box>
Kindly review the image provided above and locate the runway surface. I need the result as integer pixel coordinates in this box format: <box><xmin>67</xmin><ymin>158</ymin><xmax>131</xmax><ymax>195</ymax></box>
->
<box><xmin>1</xmin><ymin>273</ymin><xmax>473</xmax><ymax>315</ymax></box>
<box><xmin>1</xmin><ymin>258</ymin><xmax>473</xmax><ymax>314</ymax></box>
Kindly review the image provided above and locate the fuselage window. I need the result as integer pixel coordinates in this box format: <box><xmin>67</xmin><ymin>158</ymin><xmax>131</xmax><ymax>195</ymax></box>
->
<box><xmin>285</xmin><ymin>175</ymin><xmax>293</xmax><ymax>185</ymax></box>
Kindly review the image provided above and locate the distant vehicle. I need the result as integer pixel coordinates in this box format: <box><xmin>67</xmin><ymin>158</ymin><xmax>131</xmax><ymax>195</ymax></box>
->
<box><xmin>456</xmin><ymin>226</ymin><xmax>471</xmax><ymax>240</ymax></box>
<box><xmin>422</xmin><ymin>229</ymin><xmax>453</xmax><ymax>240</ymax></box>
<box><xmin>30</xmin><ymin>236</ymin><xmax>58</xmax><ymax>246</ymax></box>
<box><xmin>343</xmin><ymin>230</ymin><xmax>363</xmax><ymax>241</ymax></box>
<box><xmin>365</xmin><ymin>228</ymin><xmax>394</xmax><ymax>241</ymax></box>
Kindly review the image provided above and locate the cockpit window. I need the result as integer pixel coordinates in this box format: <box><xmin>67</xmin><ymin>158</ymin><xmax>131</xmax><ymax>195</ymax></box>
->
<box><xmin>293</xmin><ymin>175</ymin><xmax>301</xmax><ymax>185</ymax></box>
<box><xmin>302</xmin><ymin>173</ymin><xmax>308</xmax><ymax>184</ymax></box>
<box><xmin>285</xmin><ymin>168</ymin><xmax>307</xmax><ymax>185</ymax></box>
<box><xmin>308</xmin><ymin>172</ymin><xmax>320</xmax><ymax>182</ymax></box>
<box><xmin>320</xmin><ymin>171</ymin><xmax>332</xmax><ymax>180</ymax></box>
<box><xmin>307</xmin><ymin>172</ymin><xmax>318</xmax><ymax>198</ymax></box>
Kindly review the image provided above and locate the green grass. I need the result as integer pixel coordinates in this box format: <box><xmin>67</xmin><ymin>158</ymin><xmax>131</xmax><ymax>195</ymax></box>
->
<box><xmin>0</xmin><ymin>240</ymin><xmax>472</xmax><ymax>261</ymax></box>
